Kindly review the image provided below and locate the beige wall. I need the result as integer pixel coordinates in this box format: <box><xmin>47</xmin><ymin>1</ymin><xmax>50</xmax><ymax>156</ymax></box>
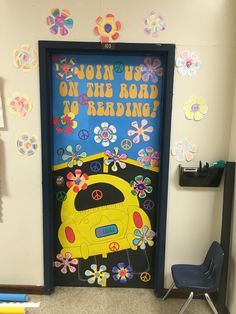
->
<box><xmin>0</xmin><ymin>0</ymin><xmax>236</xmax><ymax>298</ymax></box>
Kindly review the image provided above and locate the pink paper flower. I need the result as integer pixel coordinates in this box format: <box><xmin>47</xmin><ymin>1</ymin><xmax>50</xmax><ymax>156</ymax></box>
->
<box><xmin>66</xmin><ymin>169</ymin><xmax>88</xmax><ymax>192</ymax></box>
<box><xmin>171</xmin><ymin>139</ymin><xmax>197</xmax><ymax>162</ymax></box>
<box><xmin>144</xmin><ymin>11</ymin><xmax>166</xmax><ymax>37</ymax></box>
<box><xmin>54</xmin><ymin>253</ymin><xmax>78</xmax><ymax>274</ymax></box>
<box><xmin>7</xmin><ymin>94</ymin><xmax>32</xmax><ymax>117</ymax></box>
<box><xmin>176</xmin><ymin>51</ymin><xmax>201</xmax><ymax>76</ymax></box>
<box><xmin>128</xmin><ymin>119</ymin><xmax>154</xmax><ymax>144</ymax></box>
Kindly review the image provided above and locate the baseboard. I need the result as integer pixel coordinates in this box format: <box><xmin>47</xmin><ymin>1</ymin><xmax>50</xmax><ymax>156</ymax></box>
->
<box><xmin>0</xmin><ymin>285</ymin><xmax>44</xmax><ymax>294</ymax></box>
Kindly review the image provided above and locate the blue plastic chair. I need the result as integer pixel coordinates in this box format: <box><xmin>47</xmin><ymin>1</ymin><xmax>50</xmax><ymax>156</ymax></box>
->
<box><xmin>163</xmin><ymin>241</ymin><xmax>224</xmax><ymax>314</ymax></box>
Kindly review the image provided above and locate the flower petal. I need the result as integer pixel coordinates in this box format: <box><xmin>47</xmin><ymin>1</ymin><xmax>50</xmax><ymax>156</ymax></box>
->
<box><xmin>194</xmin><ymin>111</ymin><xmax>203</xmax><ymax>121</ymax></box>
<box><xmin>88</xmin><ymin>276</ymin><xmax>96</xmax><ymax>284</ymax></box>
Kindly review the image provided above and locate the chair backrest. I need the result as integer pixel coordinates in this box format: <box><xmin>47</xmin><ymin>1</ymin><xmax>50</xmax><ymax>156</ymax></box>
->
<box><xmin>202</xmin><ymin>241</ymin><xmax>224</xmax><ymax>290</ymax></box>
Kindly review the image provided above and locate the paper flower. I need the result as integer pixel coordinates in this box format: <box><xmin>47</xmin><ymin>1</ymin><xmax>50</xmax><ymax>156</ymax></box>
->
<box><xmin>94</xmin><ymin>13</ymin><xmax>121</xmax><ymax>42</ymax></box>
<box><xmin>130</xmin><ymin>175</ymin><xmax>153</xmax><ymax>198</ymax></box>
<box><xmin>56</xmin><ymin>56</ymin><xmax>76</xmax><ymax>80</ymax></box>
<box><xmin>46</xmin><ymin>8</ymin><xmax>73</xmax><ymax>36</ymax></box>
<box><xmin>85</xmin><ymin>264</ymin><xmax>110</xmax><ymax>286</ymax></box>
<box><xmin>176</xmin><ymin>50</ymin><xmax>201</xmax><ymax>76</ymax></box>
<box><xmin>144</xmin><ymin>11</ymin><xmax>166</xmax><ymax>37</ymax></box>
<box><xmin>54</xmin><ymin>253</ymin><xmax>78</xmax><ymax>274</ymax></box>
<box><xmin>7</xmin><ymin>94</ymin><xmax>32</xmax><ymax>117</ymax></box>
<box><xmin>112</xmin><ymin>263</ymin><xmax>133</xmax><ymax>284</ymax></box>
<box><xmin>53</xmin><ymin>112</ymin><xmax>77</xmax><ymax>135</ymax></box>
<box><xmin>133</xmin><ymin>225</ymin><xmax>155</xmax><ymax>250</ymax></box>
<box><xmin>140</xmin><ymin>57</ymin><xmax>164</xmax><ymax>83</ymax></box>
<box><xmin>137</xmin><ymin>147</ymin><xmax>160</xmax><ymax>168</ymax></box>
<box><xmin>128</xmin><ymin>119</ymin><xmax>154</xmax><ymax>144</ymax></box>
<box><xmin>62</xmin><ymin>144</ymin><xmax>87</xmax><ymax>168</ymax></box>
<box><xmin>171</xmin><ymin>139</ymin><xmax>197</xmax><ymax>162</ymax></box>
<box><xmin>16</xmin><ymin>134</ymin><xmax>38</xmax><ymax>156</ymax></box>
<box><xmin>184</xmin><ymin>97</ymin><xmax>208</xmax><ymax>121</ymax></box>
<box><xmin>66</xmin><ymin>169</ymin><xmax>88</xmax><ymax>192</ymax></box>
<box><xmin>13</xmin><ymin>44</ymin><xmax>38</xmax><ymax>71</ymax></box>
<box><xmin>104</xmin><ymin>147</ymin><xmax>127</xmax><ymax>171</ymax></box>
<box><xmin>94</xmin><ymin>122</ymin><xmax>117</xmax><ymax>147</ymax></box>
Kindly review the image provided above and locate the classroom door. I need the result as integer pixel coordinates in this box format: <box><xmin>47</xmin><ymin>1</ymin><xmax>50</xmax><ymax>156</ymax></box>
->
<box><xmin>52</xmin><ymin>52</ymin><xmax>164</xmax><ymax>288</ymax></box>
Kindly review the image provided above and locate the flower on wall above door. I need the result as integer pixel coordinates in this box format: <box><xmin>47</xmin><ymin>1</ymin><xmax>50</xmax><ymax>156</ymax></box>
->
<box><xmin>46</xmin><ymin>8</ymin><xmax>73</xmax><ymax>36</ymax></box>
<box><xmin>144</xmin><ymin>11</ymin><xmax>166</xmax><ymax>37</ymax></box>
<box><xmin>13</xmin><ymin>44</ymin><xmax>38</xmax><ymax>71</ymax></box>
<box><xmin>171</xmin><ymin>139</ymin><xmax>197</xmax><ymax>162</ymax></box>
<box><xmin>94</xmin><ymin>13</ymin><xmax>121</xmax><ymax>42</ymax></box>
<box><xmin>176</xmin><ymin>50</ymin><xmax>201</xmax><ymax>76</ymax></box>
<box><xmin>184</xmin><ymin>97</ymin><xmax>208</xmax><ymax>121</ymax></box>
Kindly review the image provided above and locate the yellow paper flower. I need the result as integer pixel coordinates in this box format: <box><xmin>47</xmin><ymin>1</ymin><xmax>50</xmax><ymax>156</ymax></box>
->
<box><xmin>184</xmin><ymin>97</ymin><xmax>208</xmax><ymax>121</ymax></box>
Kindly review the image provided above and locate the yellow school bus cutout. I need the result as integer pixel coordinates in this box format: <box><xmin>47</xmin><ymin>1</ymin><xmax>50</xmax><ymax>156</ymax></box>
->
<box><xmin>58</xmin><ymin>174</ymin><xmax>152</xmax><ymax>259</ymax></box>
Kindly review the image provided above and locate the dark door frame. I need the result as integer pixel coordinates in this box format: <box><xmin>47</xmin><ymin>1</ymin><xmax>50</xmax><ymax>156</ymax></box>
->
<box><xmin>38</xmin><ymin>41</ymin><xmax>175</xmax><ymax>295</ymax></box>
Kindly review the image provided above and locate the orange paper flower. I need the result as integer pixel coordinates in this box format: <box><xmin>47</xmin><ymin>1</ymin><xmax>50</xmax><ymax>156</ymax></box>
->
<box><xmin>94</xmin><ymin>13</ymin><xmax>121</xmax><ymax>42</ymax></box>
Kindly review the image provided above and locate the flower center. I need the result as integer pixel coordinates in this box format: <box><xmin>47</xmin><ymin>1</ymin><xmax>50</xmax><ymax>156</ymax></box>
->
<box><xmin>22</xmin><ymin>53</ymin><xmax>29</xmax><ymax>61</ymax></box>
<box><xmin>104</xmin><ymin>23</ymin><xmax>112</xmax><ymax>33</ymax></box>
<box><xmin>137</xmin><ymin>183</ymin><xmax>146</xmax><ymax>190</ymax></box>
<box><xmin>55</xmin><ymin>15</ymin><xmax>65</xmax><ymax>27</ymax></box>
<box><xmin>62</xmin><ymin>63</ymin><xmax>71</xmax><ymax>73</ymax></box>
<box><xmin>101</xmin><ymin>131</ymin><xmax>109</xmax><ymax>139</ymax></box>
<box><xmin>75</xmin><ymin>179</ymin><xmax>81</xmax><ymax>185</ymax></box>
<box><xmin>95</xmin><ymin>272</ymin><xmax>101</xmax><ymax>278</ymax></box>
<box><xmin>186</xmin><ymin>60</ymin><xmax>193</xmax><ymax>68</ymax></box>
<box><xmin>119</xmin><ymin>269</ymin><xmax>127</xmax><ymax>277</ymax></box>
<box><xmin>191</xmin><ymin>103</ymin><xmax>200</xmax><ymax>112</ymax></box>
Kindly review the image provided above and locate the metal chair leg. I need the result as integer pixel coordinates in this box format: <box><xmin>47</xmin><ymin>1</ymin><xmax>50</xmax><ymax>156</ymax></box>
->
<box><xmin>204</xmin><ymin>293</ymin><xmax>218</xmax><ymax>314</ymax></box>
<box><xmin>162</xmin><ymin>282</ymin><xmax>175</xmax><ymax>300</ymax></box>
<box><xmin>178</xmin><ymin>291</ymin><xmax>194</xmax><ymax>314</ymax></box>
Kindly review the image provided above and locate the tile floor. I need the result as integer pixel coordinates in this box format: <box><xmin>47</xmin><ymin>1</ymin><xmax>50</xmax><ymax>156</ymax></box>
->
<box><xmin>28</xmin><ymin>287</ymin><xmax>212</xmax><ymax>314</ymax></box>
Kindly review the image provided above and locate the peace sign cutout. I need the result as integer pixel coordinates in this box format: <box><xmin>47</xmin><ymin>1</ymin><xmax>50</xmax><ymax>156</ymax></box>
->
<box><xmin>91</xmin><ymin>189</ymin><xmax>103</xmax><ymax>201</ymax></box>
<box><xmin>143</xmin><ymin>199</ymin><xmax>155</xmax><ymax>211</ymax></box>
<box><xmin>109</xmin><ymin>242</ymin><xmax>120</xmax><ymax>252</ymax></box>
<box><xmin>113</xmin><ymin>61</ymin><xmax>125</xmax><ymax>73</ymax></box>
<box><xmin>140</xmin><ymin>272</ymin><xmax>151</xmax><ymax>282</ymax></box>
<box><xmin>78</xmin><ymin>93</ymin><xmax>89</xmax><ymax>105</ymax></box>
<box><xmin>90</xmin><ymin>161</ymin><xmax>102</xmax><ymax>173</ymax></box>
<box><xmin>78</xmin><ymin>129</ymin><xmax>89</xmax><ymax>140</ymax></box>
<box><xmin>121</xmin><ymin>138</ymin><xmax>132</xmax><ymax>151</ymax></box>
<box><xmin>56</xmin><ymin>191</ymin><xmax>67</xmax><ymax>202</ymax></box>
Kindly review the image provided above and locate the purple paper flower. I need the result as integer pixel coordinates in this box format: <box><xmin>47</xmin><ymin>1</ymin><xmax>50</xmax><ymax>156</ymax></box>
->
<box><xmin>140</xmin><ymin>57</ymin><xmax>164</xmax><ymax>83</ymax></box>
<box><xmin>104</xmin><ymin>147</ymin><xmax>127</xmax><ymax>171</ymax></box>
<box><xmin>46</xmin><ymin>8</ymin><xmax>73</xmax><ymax>36</ymax></box>
<box><xmin>112</xmin><ymin>263</ymin><xmax>133</xmax><ymax>283</ymax></box>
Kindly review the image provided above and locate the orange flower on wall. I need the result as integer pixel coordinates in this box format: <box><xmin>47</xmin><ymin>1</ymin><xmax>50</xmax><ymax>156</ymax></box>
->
<box><xmin>94</xmin><ymin>13</ymin><xmax>121</xmax><ymax>42</ymax></box>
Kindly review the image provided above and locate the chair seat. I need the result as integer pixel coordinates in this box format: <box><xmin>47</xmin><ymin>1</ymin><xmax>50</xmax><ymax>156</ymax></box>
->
<box><xmin>171</xmin><ymin>264</ymin><xmax>216</xmax><ymax>293</ymax></box>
